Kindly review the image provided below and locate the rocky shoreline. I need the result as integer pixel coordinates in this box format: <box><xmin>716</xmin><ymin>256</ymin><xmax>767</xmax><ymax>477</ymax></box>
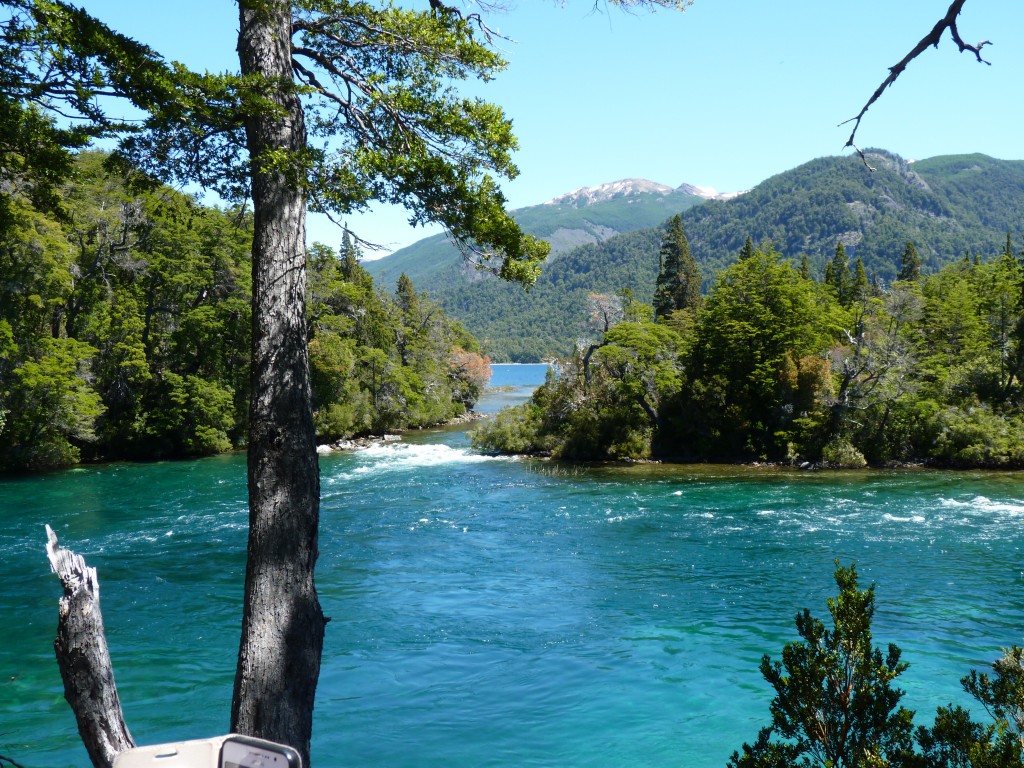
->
<box><xmin>316</xmin><ymin>411</ymin><xmax>485</xmax><ymax>454</ymax></box>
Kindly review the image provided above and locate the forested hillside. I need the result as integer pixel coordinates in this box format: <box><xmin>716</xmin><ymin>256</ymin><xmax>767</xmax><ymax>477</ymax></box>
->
<box><xmin>0</xmin><ymin>153</ymin><xmax>489</xmax><ymax>471</ymax></box>
<box><xmin>684</xmin><ymin>150</ymin><xmax>1024</xmax><ymax>279</ymax></box>
<box><xmin>437</xmin><ymin>228</ymin><xmax>663</xmax><ymax>361</ymax></box>
<box><xmin>365</xmin><ymin>182</ymin><xmax>707</xmax><ymax>289</ymax></box>
<box><xmin>391</xmin><ymin>151</ymin><xmax>1024</xmax><ymax>361</ymax></box>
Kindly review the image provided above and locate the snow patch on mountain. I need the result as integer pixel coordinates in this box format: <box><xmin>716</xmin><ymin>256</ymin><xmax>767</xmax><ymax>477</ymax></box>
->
<box><xmin>675</xmin><ymin>182</ymin><xmax>718</xmax><ymax>198</ymax></box>
<box><xmin>545</xmin><ymin>178</ymin><xmax>743</xmax><ymax>208</ymax></box>
<box><xmin>676</xmin><ymin>182</ymin><xmax>747</xmax><ymax>201</ymax></box>
<box><xmin>545</xmin><ymin>179</ymin><xmax>674</xmax><ymax>207</ymax></box>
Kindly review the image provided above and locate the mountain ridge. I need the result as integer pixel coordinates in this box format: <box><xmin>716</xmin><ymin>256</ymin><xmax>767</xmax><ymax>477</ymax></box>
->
<box><xmin>542</xmin><ymin>178</ymin><xmax>742</xmax><ymax>207</ymax></box>
<box><xmin>364</xmin><ymin>177</ymin><xmax>715</xmax><ymax>288</ymax></box>
<box><xmin>366</xmin><ymin>150</ymin><xmax>1024</xmax><ymax>361</ymax></box>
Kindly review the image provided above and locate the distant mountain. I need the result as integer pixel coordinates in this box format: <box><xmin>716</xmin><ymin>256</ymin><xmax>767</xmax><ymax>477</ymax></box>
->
<box><xmin>363</xmin><ymin>178</ymin><xmax>715</xmax><ymax>291</ymax></box>
<box><xmin>368</xmin><ymin>151</ymin><xmax>1024</xmax><ymax>361</ymax></box>
<box><xmin>543</xmin><ymin>178</ymin><xmax>740</xmax><ymax>207</ymax></box>
<box><xmin>544</xmin><ymin>178</ymin><xmax>676</xmax><ymax>206</ymax></box>
<box><xmin>682</xmin><ymin>150</ymin><xmax>1024</xmax><ymax>280</ymax></box>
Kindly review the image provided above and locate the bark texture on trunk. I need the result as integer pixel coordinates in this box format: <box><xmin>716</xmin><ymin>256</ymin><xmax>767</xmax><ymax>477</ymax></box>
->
<box><xmin>45</xmin><ymin>525</ymin><xmax>135</xmax><ymax>768</ymax></box>
<box><xmin>232</xmin><ymin>3</ymin><xmax>325</xmax><ymax>765</ymax></box>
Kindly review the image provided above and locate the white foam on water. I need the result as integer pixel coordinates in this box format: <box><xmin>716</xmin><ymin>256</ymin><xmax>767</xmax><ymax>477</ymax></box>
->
<box><xmin>329</xmin><ymin>441</ymin><xmax>506</xmax><ymax>481</ymax></box>
<box><xmin>408</xmin><ymin>515</ymin><xmax>467</xmax><ymax>533</ymax></box>
<box><xmin>882</xmin><ymin>513</ymin><xmax>926</xmax><ymax>524</ymax></box>
<box><xmin>362</xmin><ymin>441</ymin><xmax>489</xmax><ymax>464</ymax></box>
<box><xmin>603</xmin><ymin>507</ymin><xmax>651</xmax><ymax>524</ymax></box>
<box><xmin>939</xmin><ymin>495</ymin><xmax>1024</xmax><ymax>516</ymax></box>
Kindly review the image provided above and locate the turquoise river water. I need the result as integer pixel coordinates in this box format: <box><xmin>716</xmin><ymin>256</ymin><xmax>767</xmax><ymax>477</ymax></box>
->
<box><xmin>2</xmin><ymin>364</ymin><xmax>1024</xmax><ymax>767</ymax></box>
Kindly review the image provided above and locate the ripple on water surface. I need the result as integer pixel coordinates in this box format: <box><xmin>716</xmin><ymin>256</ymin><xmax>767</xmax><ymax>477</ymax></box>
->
<box><xmin>4</xmin><ymin>447</ymin><xmax>1024</xmax><ymax>768</ymax></box>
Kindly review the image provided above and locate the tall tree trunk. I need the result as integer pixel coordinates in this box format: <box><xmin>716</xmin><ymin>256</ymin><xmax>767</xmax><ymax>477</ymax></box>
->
<box><xmin>232</xmin><ymin>3</ymin><xmax>325</xmax><ymax>765</ymax></box>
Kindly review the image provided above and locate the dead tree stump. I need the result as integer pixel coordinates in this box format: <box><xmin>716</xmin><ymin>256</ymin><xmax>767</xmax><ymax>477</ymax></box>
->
<box><xmin>45</xmin><ymin>524</ymin><xmax>134</xmax><ymax>768</ymax></box>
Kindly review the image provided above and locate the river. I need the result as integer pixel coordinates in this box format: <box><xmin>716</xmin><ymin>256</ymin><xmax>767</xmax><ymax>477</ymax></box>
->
<box><xmin>2</xmin><ymin>363</ymin><xmax>1023</xmax><ymax>767</ymax></box>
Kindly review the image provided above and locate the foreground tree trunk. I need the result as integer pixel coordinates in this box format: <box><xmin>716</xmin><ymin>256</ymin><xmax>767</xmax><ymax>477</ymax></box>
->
<box><xmin>232</xmin><ymin>3</ymin><xmax>325</xmax><ymax>765</ymax></box>
<box><xmin>45</xmin><ymin>525</ymin><xmax>135</xmax><ymax>768</ymax></box>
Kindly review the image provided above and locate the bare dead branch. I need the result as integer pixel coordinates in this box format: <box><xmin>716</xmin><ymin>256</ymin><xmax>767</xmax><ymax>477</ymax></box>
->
<box><xmin>427</xmin><ymin>0</ymin><xmax>514</xmax><ymax>45</ymax></box>
<box><xmin>590</xmin><ymin>0</ymin><xmax>692</xmax><ymax>11</ymax></box>
<box><xmin>842</xmin><ymin>0</ymin><xmax>990</xmax><ymax>161</ymax></box>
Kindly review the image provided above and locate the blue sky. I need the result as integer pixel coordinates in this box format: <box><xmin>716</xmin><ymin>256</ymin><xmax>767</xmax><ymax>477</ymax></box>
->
<box><xmin>82</xmin><ymin>1</ymin><xmax>1024</xmax><ymax>255</ymax></box>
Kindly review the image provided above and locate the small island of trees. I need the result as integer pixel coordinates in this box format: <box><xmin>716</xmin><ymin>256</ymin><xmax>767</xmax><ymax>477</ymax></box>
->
<box><xmin>473</xmin><ymin>218</ymin><xmax>1024</xmax><ymax>469</ymax></box>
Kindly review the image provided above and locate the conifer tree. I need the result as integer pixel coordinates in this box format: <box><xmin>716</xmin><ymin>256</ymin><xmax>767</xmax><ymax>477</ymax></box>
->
<box><xmin>799</xmin><ymin>253</ymin><xmax>812</xmax><ymax>280</ymax></box>
<box><xmin>853</xmin><ymin>255</ymin><xmax>869</xmax><ymax>303</ymax></box>
<box><xmin>824</xmin><ymin>241</ymin><xmax>853</xmax><ymax>305</ymax></box>
<box><xmin>396</xmin><ymin>272</ymin><xmax>418</xmax><ymax>318</ymax></box>
<box><xmin>898</xmin><ymin>241</ymin><xmax>923</xmax><ymax>282</ymax></box>
<box><xmin>337</xmin><ymin>231</ymin><xmax>363</xmax><ymax>283</ymax></box>
<box><xmin>653</xmin><ymin>214</ymin><xmax>701</xmax><ymax>319</ymax></box>
<box><xmin>738</xmin><ymin>235</ymin><xmax>756</xmax><ymax>261</ymax></box>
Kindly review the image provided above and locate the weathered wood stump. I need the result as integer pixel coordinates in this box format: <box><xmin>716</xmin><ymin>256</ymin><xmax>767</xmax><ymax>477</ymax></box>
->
<box><xmin>45</xmin><ymin>524</ymin><xmax>134</xmax><ymax>768</ymax></box>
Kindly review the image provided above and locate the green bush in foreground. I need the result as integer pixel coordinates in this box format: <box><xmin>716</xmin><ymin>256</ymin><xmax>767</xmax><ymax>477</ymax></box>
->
<box><xmin>729</xmin><ymin>562</ymin><xmax>1024</xmax><ymax>768</ymax></box>
<box><xmin>728</xmin><ymin>563</ymin><xmax>916</xmax><ymax>768</ymax></box>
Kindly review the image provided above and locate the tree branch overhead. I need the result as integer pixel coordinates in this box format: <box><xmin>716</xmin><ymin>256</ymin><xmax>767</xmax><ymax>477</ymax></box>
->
<box><xmin>843</xmin><ymin>0</ymin><xmax>990</xmax><ymax>166</ymax></box>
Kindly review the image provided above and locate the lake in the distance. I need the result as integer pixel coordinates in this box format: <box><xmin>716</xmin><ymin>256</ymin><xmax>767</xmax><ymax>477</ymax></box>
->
<box><xmin>2</xmin><ymin>363</ymin><xmax>1023</xmax><ymax>767</ymax></box>
<box><xmin>477</xmin><ymin>362</ymin><xmax>549</xmax><ymax>413</ymax></box>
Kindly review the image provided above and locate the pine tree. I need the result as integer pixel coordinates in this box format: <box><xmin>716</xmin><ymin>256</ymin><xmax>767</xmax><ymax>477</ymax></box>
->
<box><xmin>898</xmin><ymin>241</ymin><xmax>923</xmax><ymax>282</ymax></box>
<box><xmin>738</xmin><ymin>235</ymin><xmax>756</xmax><ymax>261</ymax></box>
<box><xmin>653</xmin><ymin>214</ymin><xmax>701</xmax><ymax>319</ymax></box>
<box><xmin>852</xmin><ymin>255</ymin><xmax>869</xmax><ymax>303</ymax></box>
<box><xmin>824</xmin><ymin>241</ymin><xmax>852</xmax><ymax>305</ymax></box>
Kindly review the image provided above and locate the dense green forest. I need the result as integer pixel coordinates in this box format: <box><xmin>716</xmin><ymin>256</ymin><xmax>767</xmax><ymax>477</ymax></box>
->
<box><xmin>8</xmin><ymin>151</ymin><xmax>1024</xmax><ymax>470</ymax></box>
<box><xmin>384</xmin><ymin>151</ymin><xmax>1024</xmax><ymax>361</ymax></box>
<box><xmin>683</xmin><ymin>151</ymin><xmax>1024</xmax><ymax>279</ymax></box>
<box><xmin>433</xmin><ymin>227</ymin><xmax>664</xmax><ymax>361</ymax></box>
<box><xmin>0</xmin><ymin>153</ymin><xmax>489</xmax><ymax>471</ymax></box>
<box><xmin>472</xmin><ymin>223</ymin><xmax>1024</xmax><ymax>468</ymax></box>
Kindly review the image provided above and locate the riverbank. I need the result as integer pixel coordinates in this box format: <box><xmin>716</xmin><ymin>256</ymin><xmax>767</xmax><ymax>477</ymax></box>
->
<box><xmin>316</xmin><ymin>411</ymin><xmax>485</xmax><ymax>454</ymax></box>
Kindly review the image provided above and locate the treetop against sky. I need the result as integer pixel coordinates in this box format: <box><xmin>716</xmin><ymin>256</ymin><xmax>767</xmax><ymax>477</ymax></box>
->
<box><xmin>71</xmin><ymin>1</ymin><xmax>1024</xmax><ymax>253</ymax></box>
